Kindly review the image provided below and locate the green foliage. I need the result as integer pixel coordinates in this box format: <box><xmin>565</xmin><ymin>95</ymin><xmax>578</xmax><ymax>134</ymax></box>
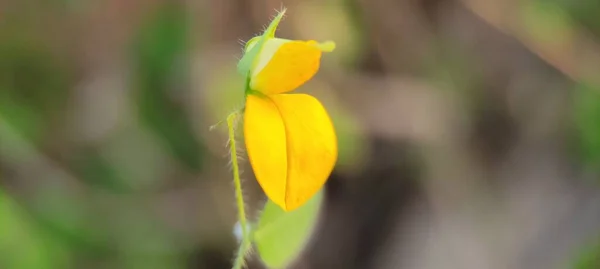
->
<box><xmin>71</xmin><ymin>149</ymin><xmax>131</xmax><ymax>193</ymax></box>
<box><xmin>253</xmin><ymin>190</ymin><xmax>323</xmax><ymax>268</ymax></box>
<box><xmin>557</xmin><ymin>0</ymin><xmax>600</xmax><ymax>37</ymax></box>
<box><xmin>32</xmin><ymin>186</ymin><xmax>110</xmax><ymax>257</ymax></box>
<box><xmin>0</xmin><ymin>33</ymin><xmax>69</xmax><ymax>143</ymax></box>
<box><xmin>573</xmin><ymin>82</ymin><xmax>600</xmax><ymax>172</ymax></box>
<box><xmin>133</xmin><ymin>3</ymin><xmax>205</xmax><ymax>172</ymax></box>
<box><xmin>571</xmin><ymin>237</ymin><xmax>600</xmax><ymax>269</ymax></box>
<box><xmin>0</xmin><ymin>190</ymin><xmax>69</xmax><ymax>269</ymax></box>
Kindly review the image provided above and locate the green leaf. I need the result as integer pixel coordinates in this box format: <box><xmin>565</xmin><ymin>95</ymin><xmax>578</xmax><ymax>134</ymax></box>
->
<box><xmin>0</xmin><ymin>34</ymin><xmax>70</xmax><ymax>143</ymax></box>
<box><xmin>71</xmin><ymin>149</ymin><xmax>131</xmax><ymax>193</ymax></box>
<box><xmin>132</xmin><ymin>3</ymin><xmax>206</xmax><ymax>172</ymax></box>
<box><xmin>571</xmin><ymin>236</ymin><xmax>600</xmax><ymax>269</ymax></box>
<box><xmin>253</xmin><ymin>189</ymin><xmax>323</xmax><ymax>268</ymax></box>
<box><xmin>0</xmin><ymin>190</ymin><xmax>69</xmax><ymax>269</ymax></box>
<box><xmin>573</xmin><ymin>82</ymin><xmax>600</xmax><ymax>172</ymax></box>
<box><xmin>237</xmin><ymin>9</ymin><xmax>286</xmax><ymax>76</ymax></box>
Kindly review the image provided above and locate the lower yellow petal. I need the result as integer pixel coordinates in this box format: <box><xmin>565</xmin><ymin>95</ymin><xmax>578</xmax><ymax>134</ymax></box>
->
<box><xmin>270</xmin><ymin>94</ymin><xmax>337</xmax><ymax>211</ymax></box>
<box><xmin>244</xmin><ymin>94</ymin><xmax>288</xmax><ymax>207</ymax></box>
<box><xmin>244</xmin><ymin>93</ymin><xmax>337</xmax><ymax>211</ymax></box>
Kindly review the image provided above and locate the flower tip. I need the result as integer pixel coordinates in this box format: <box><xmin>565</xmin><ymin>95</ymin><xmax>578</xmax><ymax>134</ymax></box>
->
<box><xmin>318</xmin><ymin>41</ymin><xmax>336</xmax><ymax>52</ymax></box>
<box><xmin>265</xmin><ymin>8</ymin><xmax>286</xmax><ymax>38</ymax></box>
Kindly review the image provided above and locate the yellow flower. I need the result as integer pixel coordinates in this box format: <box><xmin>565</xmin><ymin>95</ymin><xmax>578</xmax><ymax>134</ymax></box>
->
<box><xmin>239</xmin><ymin>10</ymin><xmax>337</xmax><ymax>212</ymax></box>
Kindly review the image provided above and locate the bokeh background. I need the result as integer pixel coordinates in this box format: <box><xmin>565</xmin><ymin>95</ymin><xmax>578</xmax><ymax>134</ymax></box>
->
<box><xmin>2</xmin><ymin>0</ymin><xmax>600</xmax><ymax>268</ymax></box>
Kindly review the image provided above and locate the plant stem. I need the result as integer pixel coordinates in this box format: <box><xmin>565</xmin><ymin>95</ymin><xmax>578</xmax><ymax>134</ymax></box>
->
<box><xmin>233</xmin><ymin>238</ymin><xmax>251</xmax><ymax>269</ymax></box>
<box><xmin>227</xmin><ymin>112</ymin><xmax>250</xmax><ymax>269</ymax></box>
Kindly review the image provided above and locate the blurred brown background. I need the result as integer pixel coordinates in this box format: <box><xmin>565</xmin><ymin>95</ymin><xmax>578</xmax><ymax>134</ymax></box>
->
<box><xmin>1</xmin><ymin>0</ymin><xmax>600</xmax><ymax>268</ymax></box>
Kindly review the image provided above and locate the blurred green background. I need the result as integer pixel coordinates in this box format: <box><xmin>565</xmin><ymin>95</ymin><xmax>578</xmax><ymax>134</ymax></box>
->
<box><xmin>1</xmin><ymin>0</ymin><xmax>600</xmax><ymax>268</ymax></box>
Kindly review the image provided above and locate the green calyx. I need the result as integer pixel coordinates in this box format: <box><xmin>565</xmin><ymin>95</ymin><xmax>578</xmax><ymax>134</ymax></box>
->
<box><xmin>237</xmin><ymin>9</ymin><xmax>286</xmax><ymax>78</ymax></box>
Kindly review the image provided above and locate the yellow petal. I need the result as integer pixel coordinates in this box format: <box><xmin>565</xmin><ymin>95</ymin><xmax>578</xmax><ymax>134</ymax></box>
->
<box><xmin>271</xmin><ymin>94</ymin><xmax>337</xmax><ymax>210</ymax></box>
<box><xmin>251</xmin><ymin>41</ymin><xmax>325</xmax><ymax>94</ymax></box>
<box><xmin>244</xmin><ymin>94</ymin><xmax>288</xmax><ymax>205</ymax></box>
<box><xmin>244</xmin><ymin>93</ymin><xmax>337</xmax><ymax>211</ymax></box>
<box><xmin>251</xmin><ymin>38</ymin><xmax>291</xmax><ymax>78</ymax></box>
<box><xmin>251</xmin><ymin>39</ymin><xmax>335</xmax><ymax>78</ymax></box>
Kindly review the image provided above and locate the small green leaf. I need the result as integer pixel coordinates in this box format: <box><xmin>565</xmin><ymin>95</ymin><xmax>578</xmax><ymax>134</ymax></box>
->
<box><xmin>571</xmin><ymin>236</ymin><xmax>600</xmax><ymax>269</ymax></box>
<box><xmin>253</xmin><ymin>189</ymin><xmax>323</xmax><ymax>268</ymax></box>
<box><xmin>0</xmin><ymin>190</ymin><xmax>69</xmax><ymax>269</ymax></box>
<box><xmin>237</xmin><ymin>9</ymin><xmax>286</xmax><ymax>76</ymax></box>
<box><xmin>573</xmin><ymin>82</ymin><xmax>600</xmax><ymax>172</ymax></box>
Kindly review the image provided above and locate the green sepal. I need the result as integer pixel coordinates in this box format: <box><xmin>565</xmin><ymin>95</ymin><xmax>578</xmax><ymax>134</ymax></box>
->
<box><xmin>237</xmin><ymin>9</ymin><xmax>286</xmax><ymax>77</ymax></box>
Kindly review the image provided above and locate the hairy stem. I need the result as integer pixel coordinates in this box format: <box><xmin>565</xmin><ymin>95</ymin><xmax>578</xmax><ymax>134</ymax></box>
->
<box><xmin>233</xmin><ymin>238</ymin><xmax>251</xmax><ymax>269</ymax></box>
<box><xmin>227</xmin><ymin>112</ymin><xmax>251</xmax><ymax>269</ymax></box>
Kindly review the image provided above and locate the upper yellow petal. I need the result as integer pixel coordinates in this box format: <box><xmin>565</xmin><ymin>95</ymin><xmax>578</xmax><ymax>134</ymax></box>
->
<box><xmin>251</xmin><ymin>38</ymin><xmax>291</xmax><ymax>79</ymax></box>
<box><xmin>244</xmin><ymin>93</ymin><xmax>337</xmax><ymax>211</ymax></box>
<box><xmin>251</xmin><ymin>41</ymin><xmax>323</xmax><ymax>94</ymax></box>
